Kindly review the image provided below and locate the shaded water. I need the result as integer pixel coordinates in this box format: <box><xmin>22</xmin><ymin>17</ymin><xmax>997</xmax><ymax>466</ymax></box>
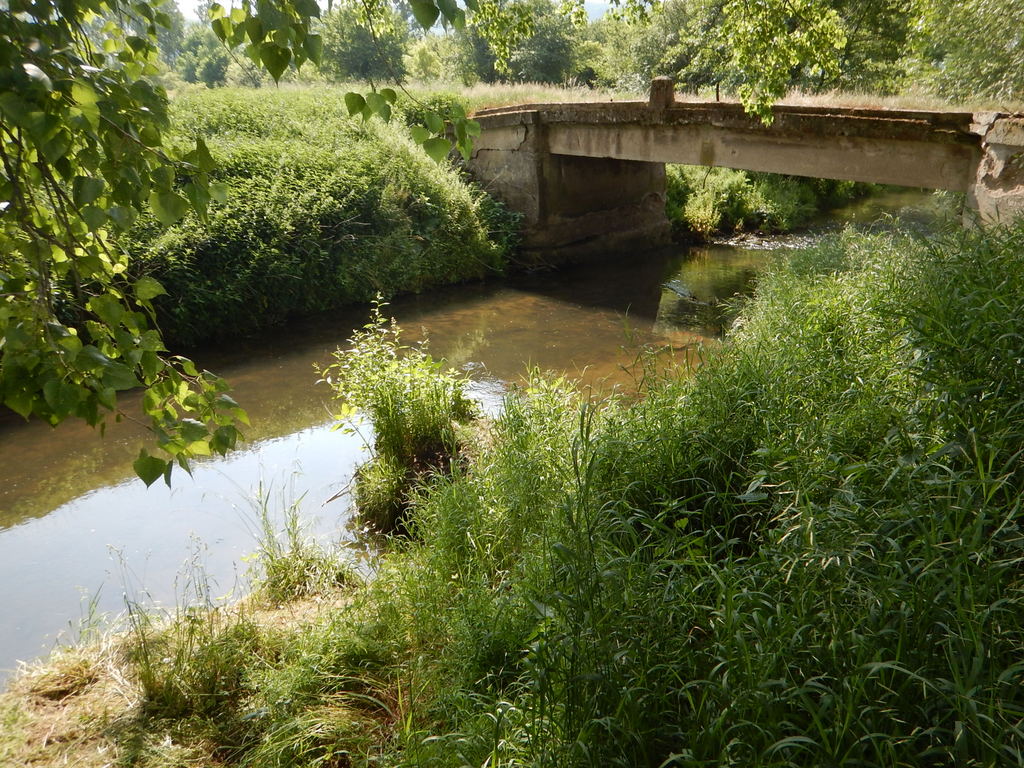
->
<box><xmin>0</xmin><ymin>189</ymin><xmax>942</xmax><ymax>680</ymax></box>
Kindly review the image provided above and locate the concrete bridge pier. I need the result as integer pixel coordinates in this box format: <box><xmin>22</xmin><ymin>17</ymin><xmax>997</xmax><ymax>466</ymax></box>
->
<box><xmin>970</xmin><ymin>114</ymin><xmax>1024</xmax><ymax>225</ymax></box>
<box><xmin>466</xmin><ymin>110</ymin><xmax>671</xmax><ymax>264</ymax></box>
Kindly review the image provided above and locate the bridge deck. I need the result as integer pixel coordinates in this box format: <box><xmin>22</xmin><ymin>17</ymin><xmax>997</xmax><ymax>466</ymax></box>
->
<box><xmin>471</xmin><ymin>100</ymin><xmax>996</xmax><ymax>192</ymax></box>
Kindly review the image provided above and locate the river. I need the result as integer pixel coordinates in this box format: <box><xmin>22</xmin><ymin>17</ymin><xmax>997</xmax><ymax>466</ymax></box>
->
<box><xmin>0</xmin><ymin>189</ymin><xmax>945</xmax><ymax>682</ymax></box>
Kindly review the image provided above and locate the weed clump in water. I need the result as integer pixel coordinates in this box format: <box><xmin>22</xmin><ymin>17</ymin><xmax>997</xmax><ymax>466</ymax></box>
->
<box><xmin>320</xmin><ymin>302</ymin><xmax>476</xmax><ymax>533</ymax></box>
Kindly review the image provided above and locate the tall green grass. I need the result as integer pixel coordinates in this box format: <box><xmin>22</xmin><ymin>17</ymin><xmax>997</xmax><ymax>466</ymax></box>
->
<box><xmin>320</xmin><ymin>303</ymin><xmax>477</xmax><ymax>532</ymax></box>
<box><xmin>53</xmin><ymin>222</ymin><xmax>1024</xmax><ymax>766</ymax></box>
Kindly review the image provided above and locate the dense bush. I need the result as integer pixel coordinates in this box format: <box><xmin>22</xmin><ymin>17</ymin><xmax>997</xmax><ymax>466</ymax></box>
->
<box><xmin>666</xmin><ymin>164</ymin><xmax>872</xmax><ymax>237</ymax></box>
<box><xmin>126</xmin><ymin>88</ymin><xmax>517</xmax><ymax>347</ymax></box>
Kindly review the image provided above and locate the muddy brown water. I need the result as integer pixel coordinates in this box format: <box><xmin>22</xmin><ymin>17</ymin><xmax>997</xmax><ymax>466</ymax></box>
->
<box><xmin>0</xmin><ymin>190</ymin><xmax>944</xmax><ymax>681</ymax></box>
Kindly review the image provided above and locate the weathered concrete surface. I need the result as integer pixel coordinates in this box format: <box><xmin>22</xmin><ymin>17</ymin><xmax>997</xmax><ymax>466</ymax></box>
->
<box><xmin>971</xmin><ymin>115</ymin><xmax>1024</xmax><ymax>223</ymax></box>
<box><xmin>468</xmin><ymin>108</ymin><xmax>670</xmax><ymax>263</ymax></box>
<box><xmin>466</xmin><ymin>85</ymin><xmax>1024</xmax><ymax>263</ymax></box>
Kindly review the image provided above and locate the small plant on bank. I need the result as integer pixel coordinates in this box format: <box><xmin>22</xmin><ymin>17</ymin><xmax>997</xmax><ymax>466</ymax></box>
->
<box><xmin>320</xmin><ymin>301</ymin><xmax>477</xmax><ymax>532</ymax></box>
<box><xmin>251</xmin><ymin>490</ymin><xmax>357</xmax><ymax>605</ymax></box>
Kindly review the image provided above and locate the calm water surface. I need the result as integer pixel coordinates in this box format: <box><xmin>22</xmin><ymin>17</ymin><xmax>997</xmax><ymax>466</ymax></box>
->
<box><xmin>0</xmin><ymin>190</ymin><xmax>942</xmax><ymax>681</ymax></box>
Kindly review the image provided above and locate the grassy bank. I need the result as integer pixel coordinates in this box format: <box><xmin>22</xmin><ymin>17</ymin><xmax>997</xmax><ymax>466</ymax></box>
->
<box><xmin>128</xmin><ymin>87</ymin><xmax>518</xmax><ymax>348</ymax></box>
<box><xmin>6</xmin><ymin>219</ymin><xmax>1023</xmax><ymax>765</ymax></box>
<box><xmin>666</xmin><ymin>165</ymin><xmax>875</xmax><ymax>238</ymax></box>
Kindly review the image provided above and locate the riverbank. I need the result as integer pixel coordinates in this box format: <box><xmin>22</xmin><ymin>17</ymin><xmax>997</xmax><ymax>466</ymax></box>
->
<box><xmin>128</xmin><ymin>87</ymin><xmax>519</xmax><ymax>348</ymax></box>
<box><xmin>5</xmin><ymin>219</ymin><xmax>1022</xmax><ymax>765</ymax></box>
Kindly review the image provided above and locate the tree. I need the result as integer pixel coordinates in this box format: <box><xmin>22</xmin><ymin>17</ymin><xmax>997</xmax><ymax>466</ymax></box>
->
<box><xmin>454</xmin><ymin>0</ymin><xmax>577</xmax><ymax>84</ymax></box>
<box><xmin>0</xmin><ymin>0</ymin><xmax>322</xmax><ymax>485</ymax></box>
<box><xmin>177</xmin><ymin>25</ymin><xmax>230</xmax><ymax>86</ymax></box>
<box><xmin>508</xmin><ymin>0</ymin><xmax>577</xmax><ymax>83</ymax></box>
<box><xmin>154</xmin><ymin>0</ymin><xmax>187</xmax><ymax>66</ymax></box>
<box><xmin>917</xmin><ymin>0</ymin><xmax>1024</xmax><ymax>101</ymax></box>
<box><xmin>404</xmin><ymin>36</ymin><xmax>445</xmax><ymax>80</ymax></box>
<box><xmin>320</xmin><ymin>1</ymin><xmax>410</xmax><ymax>82</ymax></box>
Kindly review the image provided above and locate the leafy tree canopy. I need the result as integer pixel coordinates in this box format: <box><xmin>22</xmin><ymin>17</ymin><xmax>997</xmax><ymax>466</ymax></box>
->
<box><xmin>320</xmin><ymin>1</ymin><xmax>410</xmax><ymax>82</ymax></box>
<box><xmin>0</xmin><ymin>0</ymin><xmax>321</xmax><ymax>485</ymax></box>
<box><xmin>6</xmin><ymin>0</ymin><xmax>999</xmax><ymax>488</ymax></box>
<box><xmin>177</xmin><ymin>25</ymin><xmax>230</xmax><ymax>86</ymax></box>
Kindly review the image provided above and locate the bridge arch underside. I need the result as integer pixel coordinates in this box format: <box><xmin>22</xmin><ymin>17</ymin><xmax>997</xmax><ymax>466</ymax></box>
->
<box><xmin>467</xmin><ymin>104</ymin><xmax>1024</xmax><ymax>264</ymax></box>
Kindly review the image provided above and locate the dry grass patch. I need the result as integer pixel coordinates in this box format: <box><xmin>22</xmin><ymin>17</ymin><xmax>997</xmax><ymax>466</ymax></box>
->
<box><xmin>0</xmin><ymin>586</ymin><xmax>355</xmax><ymax>768</ymax></box>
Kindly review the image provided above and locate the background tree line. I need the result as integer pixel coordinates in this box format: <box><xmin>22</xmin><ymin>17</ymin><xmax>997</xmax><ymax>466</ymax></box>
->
<box><xmin>157</xmin><ymin>0</ymin><xmax>1022</xmax><ymax>104</ymax></box>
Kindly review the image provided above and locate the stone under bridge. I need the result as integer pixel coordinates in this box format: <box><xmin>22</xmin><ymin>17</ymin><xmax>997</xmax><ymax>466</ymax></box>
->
<box><xmin>466</xmin><ymin>78</ymin><xmax>1024</xmax><ymax>262</ymax></box>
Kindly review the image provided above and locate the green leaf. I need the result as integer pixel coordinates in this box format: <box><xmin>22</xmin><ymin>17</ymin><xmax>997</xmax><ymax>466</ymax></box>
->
<box><xmin>212</xmin><ymin>16</ymin><xmax>232</xmax><ymax>42</ymax></box>
<box><xmin>302</xmin><ymin>33</ymin><xmax>323</xmax><ymax>64</ymax></box>
<box><xmin>81</xmin><ymin>205</ymin><xmax>107</xmax><ymax>231</ymax></box>
<box><xmin>245</xmin><ymin>17</ymin><xmax>266</xmax><ymax>44</ymax></box>
<box><xmin>344</xmin><ymin>91</ymin><xmax>366</xmax><ymax>116</ymax></box>
<box><xmin>0</xmin><ymin>93</ymin><xmax>32</xmax><ymax>128</ymax></box>
<box><xmin>133</xmin><ymin>449</ymin><xmax>167</xmax><ymax>487</ymax></box>
<box><xmin>256</xmin><ymin>0</ymin><xmax>286</xmax><ymax>30</ymax></box>
<box><xmin>150</xmin><ymin>166</ymin><xmax>175</xmax><ymax>191</ymax></box>
<box><xmin>149</xmin><ymin>190</ymin><xmax>189</xmax><ymax>226</ymax></box>
<box><xmin>88</xmin><ymin>294</ymin><xmax>125</xmax><ymax>328</ymax></box>
<box><xmin>193</xmin><ymin>136</ymin><xmax>217</xmax><ymax>172</ymax></box>
<box><xmin>425</xmin><ymin>111</ymin><xmax>445</xmax><ymax>134</ymax></box>
<box><xmin>380</xmin><ymin>88</ymin><xmax>398</xmax><ymax>104</ymax></box>
<box><xmin>437</xmin><ymin>0</ymin><xmax>459</xmax><ymax>22</ymax></box>
<box><xmin>210</xmin><ymin>182</ymin><xmax>229</xmax><ymax>203</ymax></box>
<box><xmin>4</xmin><ymin>389</ymin><xmax>33</xmax><ymax>419</ymax></box>
<box><xmin>107</xmin><ymin>205</ymin><xmax>138</xmax><ymax>230</ymax></box>
<box><xmin>179</xmin><ymin>418</ymin><xmax>209</xmax><ymax>443</ymax></box>
<box><xmin>365</xmin><ymin>91</ymin><xmax>385</xmax><ymax>113</ymax></box>
<box><xmin>134</xmin><ymin>276</ymin><xmax>167</xmax><ymax>301</ymax></box>
<box><xmin>102</xmin><ymin>362</ymin><xmax>140</xmax><ymax>391</ymax></box>
<box><xmin>410</xmin><ymin>125</ymin><xmax>431</xmax><ymax>144</ymax></box>
<box><xmin>422</xmin><ymin>137</ymin><xmax>451</xmax><ymax>163</ymax></box>
<box><xmin>72</xmin><ymin>176</ymin><xmax>105</xmax><ymax>208</ymax></box>
<box><xmin>71</xmin><ymin>81</ymin><xmax>98</xmax><ymax>109</ymax></box>
<box><xmin>365</xmin><ymin>92</ymin><xmax>391</xmax><ymax>122</ymax></box>
<box><xmin>260</xmin><ymin>42</ymin><xmax>291</xmax><ymax>82</ymax></box>
<box><xmin>294</xmin><ymin>0</ymin><xmax>320</xmax><ymax>16</ymax></box>
<box><xmin>182</xmin><ymin>181</ymin><xmax>210</xmax><ymax>218</ymax></box>
<box><xmin>22</xmin><ymin>63</ymin><xmax>52</xmax><ymax>92</ymax></box>
<box><xmin>409</xmin><ymin>0</ymin><xmax>440</xmax><ymax>29</ymax></box>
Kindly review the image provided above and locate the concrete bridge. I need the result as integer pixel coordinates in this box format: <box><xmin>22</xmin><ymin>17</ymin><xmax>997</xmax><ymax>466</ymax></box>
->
<box><xmin>466</xmin><ymin>78</ymin><xmax>1024</xmax><ymax>262</ymax></box>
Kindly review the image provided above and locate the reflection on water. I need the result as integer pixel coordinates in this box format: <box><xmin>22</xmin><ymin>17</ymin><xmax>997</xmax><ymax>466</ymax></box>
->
<box><xmin>0</xmin><ymin>189</ymin><xmax>942</xmax><ymax>681</ymax></box>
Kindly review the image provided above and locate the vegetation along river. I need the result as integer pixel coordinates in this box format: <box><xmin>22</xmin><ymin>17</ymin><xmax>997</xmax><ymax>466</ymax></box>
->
<box><xmin>0</xmin><ymin>189</ymin><xmax>942</xmax><ymax>682</ymax></box>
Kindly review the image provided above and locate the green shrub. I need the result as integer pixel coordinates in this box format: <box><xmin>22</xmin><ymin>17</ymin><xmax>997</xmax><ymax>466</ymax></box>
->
<box><xmin>395</xmin><ymin>90</ymin><xmax>471</xmax><ymax>128</ymax></box>
<box><xmin>126</xmin><ymin>88</ymin><xmax>517</xmax><ymax>347</ymax></box>
<box><xmin>251</xmin><ymin>492</ymin><xmax>355</xmax><ymax>605</ymax></box>
<box><xmin>666</xmin><ymin>164</ymin><xmax>873</xmax><ymax>238</ymax></box>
